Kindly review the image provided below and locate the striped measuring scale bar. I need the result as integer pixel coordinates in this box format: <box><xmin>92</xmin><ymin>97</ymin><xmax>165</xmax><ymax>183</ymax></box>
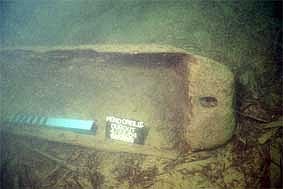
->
<box><xmin>5</xmin><ymin>113</ymin><xmax>96</xmax><ymax>132</ymax></box>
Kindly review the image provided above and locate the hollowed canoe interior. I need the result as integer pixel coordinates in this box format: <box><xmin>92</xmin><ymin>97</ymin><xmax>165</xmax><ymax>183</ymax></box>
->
<box><xmin>1</xmin><ymin>50</ymin><xmax>189</xmax><ymax>148</ymax></box>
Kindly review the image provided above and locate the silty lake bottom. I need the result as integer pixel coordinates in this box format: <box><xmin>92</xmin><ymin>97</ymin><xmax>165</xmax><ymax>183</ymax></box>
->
<box><xmin>0</xmin><ymin>1</ymin><xmax>282</xmax><ymax>189</ymax></box>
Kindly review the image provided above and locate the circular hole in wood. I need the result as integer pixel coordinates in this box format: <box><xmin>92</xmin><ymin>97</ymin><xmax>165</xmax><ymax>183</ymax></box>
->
<box><xmin>199</xmin><ymin>96</ymin><xmax>218</xmax><ymax>108</ymax></box>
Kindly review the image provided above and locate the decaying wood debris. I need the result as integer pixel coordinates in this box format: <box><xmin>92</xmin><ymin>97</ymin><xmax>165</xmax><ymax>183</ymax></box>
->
<box><xmin>0</xmin><ymin>46</ymin><xmax>281</xmax><ymax>188</ymax></box>
<box><xmin>1</xmin><ymin>109</ymin><xmax>282</xmax><ymax>189</ymax></box>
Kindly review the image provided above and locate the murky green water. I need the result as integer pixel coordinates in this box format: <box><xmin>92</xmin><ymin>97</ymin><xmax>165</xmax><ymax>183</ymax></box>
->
<box><xmin>0</xmin><ymin>1</ymin><xmax>282</xmax><ymax>189</ymax></box>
